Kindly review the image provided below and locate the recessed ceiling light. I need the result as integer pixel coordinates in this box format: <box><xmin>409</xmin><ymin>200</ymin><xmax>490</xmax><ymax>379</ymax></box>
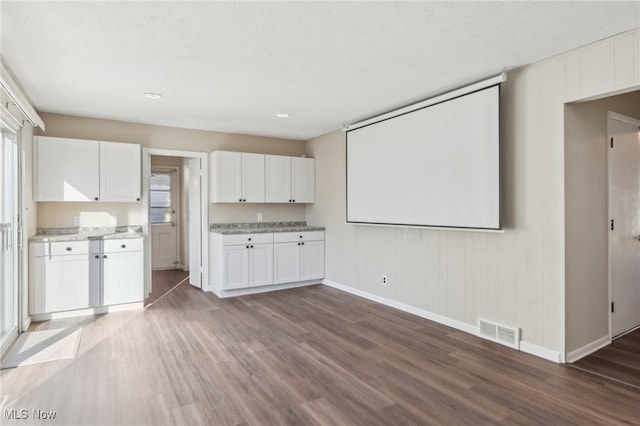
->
<box><xmin>276</xmin><ymin>113</ymin><xmax>289</xmax><ymax>118</ymax></box>
<box><xmin>144</xmin><ymin>92</ymin><xmax>162</xmax><ymax>99</ymax></box>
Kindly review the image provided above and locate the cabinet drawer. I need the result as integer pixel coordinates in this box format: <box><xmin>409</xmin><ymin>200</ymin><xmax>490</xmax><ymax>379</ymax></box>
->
<box><xmin>222</xmin><ymin>233</ymin><xmax>273</xmax><ymax>246</ymax></box>
<box><xmin>103</xmin><ymin>238</ymin><xmax>143</xmax><ymax>253</ymax></box>
<box><xmin>273</xmin><ymin>231</ymin><xmax>324</xmax><ymax>243</ymax></box>
<box><xmin>49</xmin><ymin>241</ymin><xmax>90</xmax><ymax>256</ymax></box>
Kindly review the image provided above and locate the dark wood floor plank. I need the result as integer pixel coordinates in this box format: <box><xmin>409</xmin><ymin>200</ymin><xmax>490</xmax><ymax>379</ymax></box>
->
<box><xmin>2</xmin><ymin>283</ymin><xmax>639</xmax><ymax>425</ymax></box>
<box><xmin>574</xmin><ymin>328</ymin><xmax>640</xmax><ymax>388</ymax></box>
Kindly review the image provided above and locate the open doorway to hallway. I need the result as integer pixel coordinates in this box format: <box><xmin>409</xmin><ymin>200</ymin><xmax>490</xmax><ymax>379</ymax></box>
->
<box><xmin>144</xmin><ymin>151</ymin><xmax>208</xmax><ymax>305</ymax></box>
<box><xmin>147</xmin><ymin>156</ymin><xmax>189</xmax><ymax>304</ymax></box>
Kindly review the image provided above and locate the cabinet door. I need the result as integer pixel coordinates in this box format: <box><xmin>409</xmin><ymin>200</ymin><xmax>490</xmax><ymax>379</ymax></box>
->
<box><xmin>301</xmin><ymin>240</ymin><xmax>324</xmax><ymax>281</ymax></box>
<box><xmin>223</xmin><ymin>245</ymin><xmax>249</xmax><ymax>289</ymax></box>
<box><xmin>249</xmin><ymin>243</ymin><xmax>273</xmax><ymax>287</ymax></box>
<box><xmin>273</xmin><ymin>242</ymin><xmax>300</xmax><ymax>284</ymax></box>
<box><xmin>265</xmin><ymin>155</ymin><xmax>291</xmax><ymax>202</ymax></box>
<box><xmin>291</xmin><ymin>157</ymin><xmax>315</xmax><ymax>203</ymax></box>
<box><xmin>100</xmin><ymin>141</ymin><xmax>141</xmax><ymax>202</ymax></box>
<box><xmin>242</xmin><ymin>153</ymin><xmax>265</xmax><ymax>202</ymax></box>
<box><xmin>40</xmin><ymin>255</ymin><xmax>93</xmax><ymax>313</ymax></box>
<box><xmin>102</xmin><ymin>251</ymin><xmax>143</xmax><ymax>305</ymax></box>
<box><xmin>212</xmin><ymin>151</ymin><xmax>242</xmax><ymax>202</ymax></box>
<box><xmin>35</xmin><ymin>136</ymin><xmax>100</xmax><ymax>201</ymax></box>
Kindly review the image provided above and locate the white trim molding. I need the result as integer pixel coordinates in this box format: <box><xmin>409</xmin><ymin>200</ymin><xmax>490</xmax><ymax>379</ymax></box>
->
<box><xmin>520</xmin><ymin>341</ymin><xmax>563</xmax><ymax>363</ymax></box>
<box><xmin>322</xmin><ymin>279</ymin><xmax>476</xmax><ymax>335</ymax></box>
<box><xmin>0</xmin><ymin>62</ymin><xmax>44</xmax><ymax>129</ymax></box>
<box><xmin>322</xmin><ymin>279</ymin><xmax>563</xmax><ymax>363</ymax></box>
<box><xmin>21</xmin><ymin>316</ymin><xmax>31</xmax><ymax>332</ymax></box>
<box><xmin>566</xmin><ymin>335</ymin><xmax>611</xmax><ymax>363</ymax></box>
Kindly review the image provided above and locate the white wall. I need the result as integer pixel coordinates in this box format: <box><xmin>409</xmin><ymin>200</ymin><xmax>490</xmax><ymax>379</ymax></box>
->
<box><xmin>307</xmin><ymin>29</ymin><xmax>640</xmax><ymax>361</ymax></box>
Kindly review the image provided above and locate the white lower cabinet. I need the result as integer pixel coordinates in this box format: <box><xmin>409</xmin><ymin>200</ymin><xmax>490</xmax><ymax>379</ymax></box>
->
<box><xmin>30</xmin><ymin>241</ymin><xmax>97</xmax><ymax>314</ymax></box>
<box><xmin>98</xmin><ymin>238</ymin><xmax>144</xmax><ymax>305</ymax></box>
<box><xmin>211</xmin><ymin>230</ymin><xmax>324</xmax><ymax>294</ymax></box>
<box><xmin>273</xmin><ymin>242</ymin><xmax>301</xmax><ymax>284</ymax></box>
<box><xmin>273</xmin><ymin>232</ymin><xmax>324</xmax><ymax>284</ymax></box>
<box><xmin>102</xmin><ymin>251</ymin><xmax>144</xmax><ymax>305</ymax></box>
<box><xmin>215</xmin><ymin>233</ymin><xmax>274</xmax><ymax>290</ymax></box>
<box><xmin>223</xmin><ymin>245</ymin><xmax>250</xmax><ymax>289</ymax></box>
<box><xmin>30</xmin><ymin>237</ymin><xmax>143</xmax><ymax>314</ymax></box>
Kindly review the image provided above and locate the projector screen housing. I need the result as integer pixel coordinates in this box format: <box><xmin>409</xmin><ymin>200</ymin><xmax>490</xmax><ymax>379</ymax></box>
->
<box><xmin>346</xmin><ymin>84</ymin><xmax>501</xmax><ymax>230</ymax></box>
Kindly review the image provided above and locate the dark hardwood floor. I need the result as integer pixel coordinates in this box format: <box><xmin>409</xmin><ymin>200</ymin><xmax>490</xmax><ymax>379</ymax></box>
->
<box><xmin>2</xmin><ymin>284</ymin><xmax>639</xmax><ymax>425</ymax></box>
<box><xmin>146</xmin><ymin>269</ymin><xmax>190</xmax><ymax>305</ymax></box>
<box><xmin>572</xmin><ymin>328</ymin><xmax>640</xmax><ymax>389</ymax></box>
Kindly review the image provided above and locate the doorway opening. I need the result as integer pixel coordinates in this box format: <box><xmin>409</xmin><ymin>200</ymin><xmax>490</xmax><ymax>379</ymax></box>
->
<box><xmin>564</xmin><ymin>89</ymin><xmax>640</xmax><ymax>372</ymax></box>
<box><xmin>142</xmin><ymin>150</ymin><xmax>208</xmax><ymax>306</ymax></box>
<box><xmin>607</xmin><ymin>112</ymin><xmax>640</xmax><ymax>339</ymax></box>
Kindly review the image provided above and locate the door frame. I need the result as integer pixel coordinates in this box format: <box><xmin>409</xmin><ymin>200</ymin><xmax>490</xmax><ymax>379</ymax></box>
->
<box><xmin>0</xmin><ymin>108</ymin><xmax>22</xmax><ymax>357</ymax></box>
<box><xmin>607</xmin><ymin>111</ymin><xmax>640</xmax><ymax>340</ymax></box>
<box><xmin>142</xmin><ymin>148</ymin><xmax>209</xmax><ymax>298</ymax></box>
<box><xmin>150</xmin><ymin>165</ymin><xmax>180</xmax><ymax>270</ymax></box>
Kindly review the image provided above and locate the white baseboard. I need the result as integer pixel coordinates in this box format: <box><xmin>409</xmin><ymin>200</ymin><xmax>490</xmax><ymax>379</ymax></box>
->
<box><xmin>30</xmin><ymin>302</ymin><xmax>143</xmax><ymax>322</ymax></box>
<box><xmin>210</xmin><ymin>280</ymin><xmax>322</xmax><ymax>299</ymax></box>
<box><xmin>322</xmin><ymin>279</ymin><xmax>476</xmax><ymax>335</ymax></box>
<box><xmin>322</xmin><ymin>279</ymin><xmax>563</xmax><ymax>364</ymax></box>
<box><xmin>519</xmin><ymin>340</ymin><xmax>563</xmax><ymax>363</ymax></box>
<box><xmin>566</xmin><ymin>335</ymin><xmax>610</xmax><ymax>363</ymax></box>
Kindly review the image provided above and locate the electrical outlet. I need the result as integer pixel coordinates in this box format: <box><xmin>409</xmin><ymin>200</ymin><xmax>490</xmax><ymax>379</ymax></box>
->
<box><xmin>382</xmin><ymin>275</ymin><xmax>388</xmax><ymax>285</ymax></box>
<box><xmin>257</xmin><ymin>213</ymin><xmax>263</xmax><ymax>222</ymax></box>
<box><xmin>73</xmin><ymin>215</ymin><xmax>80</xmax><ymax>227</ymax></box>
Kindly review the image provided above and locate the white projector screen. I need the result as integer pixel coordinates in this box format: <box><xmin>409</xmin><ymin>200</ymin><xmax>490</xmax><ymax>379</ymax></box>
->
<box><xmin>346</xmin><ymin>85</ymin><xmax>500</xmax><ymax>230</ymax></box>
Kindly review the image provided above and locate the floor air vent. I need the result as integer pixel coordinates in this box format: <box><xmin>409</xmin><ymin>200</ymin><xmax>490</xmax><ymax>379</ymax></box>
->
<box><xmin>477</xmin><ymin>318</ymin><xmax>520</xmax><ymax>350</ymax></box>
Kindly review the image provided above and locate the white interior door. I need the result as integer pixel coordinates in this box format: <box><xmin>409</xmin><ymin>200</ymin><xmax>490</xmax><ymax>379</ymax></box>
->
<box><xmin>1</xmin><ymin>125</ymin><xmax>18</xmax><ymax>352</ymax></box>
<box><xmin>151</xmin><ymin>169</ymin><xmax>178</xmax><ymax>270</ymax></box>
<box><xmin>188</xmin><ymin>158</ymin><xmax>201</xmax><ymax>288</ymax></box>
<box><xmin>608</xmin><ymin>112</ymin><xmax>640</xmax><ymax>337</ymax></box>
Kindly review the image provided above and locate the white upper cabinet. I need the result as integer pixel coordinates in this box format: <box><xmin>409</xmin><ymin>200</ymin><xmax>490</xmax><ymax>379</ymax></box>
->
<box><xmin>34</xmin><ymin>136</ymin><xmax>140</xmax><ymax>202</ymax></box>
<box><xmin>100</xmin><ymin>141</ymin><xmax>141</xmax><ymax>202</ymax></box>
<box><xmin>242</xmin><ymin>153</ymin><xmax>266</xmax><ymax>202</ymax></box>
<box><xmin>35</xmin><ymin>136</ymin><xmax>100</xmax><ymax>201</ymax></box>
<box><xmin>211</xmin><ymin>151</ymin><xmax>265</xmax><ymax>203</ymax></box>
<box><xmin>265</xmin><ymin>155</ymin><xmax>291</xmax><ymax>202</ymax></box>
<box><xmin>266</xmin><ymin>155</ymin><xmax>315</xmax><ymax>203</ymax></box>
<box><xmin>291</xmin><ymin>157</ymin><xmax>315</xmax><ymax>203</ymax></box>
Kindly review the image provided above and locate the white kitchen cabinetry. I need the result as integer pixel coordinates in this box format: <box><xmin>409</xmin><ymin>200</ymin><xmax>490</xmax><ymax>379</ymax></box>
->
<box><xmin>211</xmin><ymin>151</ymin><xmax>265</xmax><ymax>203</ymax></box>
<box><xmin>98</xmin><ymin>239</ymin><xmax>144</xmax><ymax>305</ymax></box>
<box><xmin>34</xmin><ymin>136</ymin><xmax>141</xmax><ymax>202</ymax></box>
<box><xmin>265</xmin><ymin>155</ymin><xmax>315</xmax><ymax>203</ymax></box>
<box><xmin>35</xmin><ymin>136</ymin><xmax>100</xmax><ymax>202</ymax></box>
<box><xmin>30</xmin><ymin>241</ymin><xmax>99</xmax><ymax>314</ymax></box>
<box><xmin>100</xmin><ymin>141</ymin><xmax>142</xmax><ymax>202</ymax></box>
<box><xmin>273</xmin><ymin>231</ymin><xmax>324</xmax><ymax>283</ymax></box>
<box><xmin>212</xmin><ymin>233</ymin><xmax>273</xmax><ymax>290</ymax></box>
<box><xmin>211</xmin><ymin>230</ymin><xmax>324</xmax><ymax>295</ymax></box>
<box><xmin>29</xmin><ymin>237</ymin><xmax>143</xmax><ymax>314</ymax></box>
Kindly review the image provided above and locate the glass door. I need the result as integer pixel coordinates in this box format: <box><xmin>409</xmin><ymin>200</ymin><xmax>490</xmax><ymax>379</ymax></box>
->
<box><xmin>0</xmin><ymin>124</ymin><xmax>19</xmax><ymax>351</ymax></box>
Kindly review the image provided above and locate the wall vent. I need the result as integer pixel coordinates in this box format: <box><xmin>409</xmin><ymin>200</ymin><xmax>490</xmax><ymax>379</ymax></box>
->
<box><xmin>477</xmin><ymin>318</ymin><xmax>520</xmax><ymax>350</ymax></box>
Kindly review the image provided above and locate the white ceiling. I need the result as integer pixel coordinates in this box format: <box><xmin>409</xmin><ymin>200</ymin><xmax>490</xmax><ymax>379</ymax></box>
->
<box><xmin>1</xmin><ymin>2</ymin><xmax>639</xmax><ymax>141</ymax></box>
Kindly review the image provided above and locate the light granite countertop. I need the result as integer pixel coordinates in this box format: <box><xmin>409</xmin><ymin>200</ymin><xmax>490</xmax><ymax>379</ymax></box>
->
<box><xmin>210</xmin><ymin>221</ymin><xmax>325</xmax><ymax>235</ymax></box>
<box><xmin>29</xmin><ymin>226</ymin><xmax>145</xmax><ymax>243</ymax></box>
